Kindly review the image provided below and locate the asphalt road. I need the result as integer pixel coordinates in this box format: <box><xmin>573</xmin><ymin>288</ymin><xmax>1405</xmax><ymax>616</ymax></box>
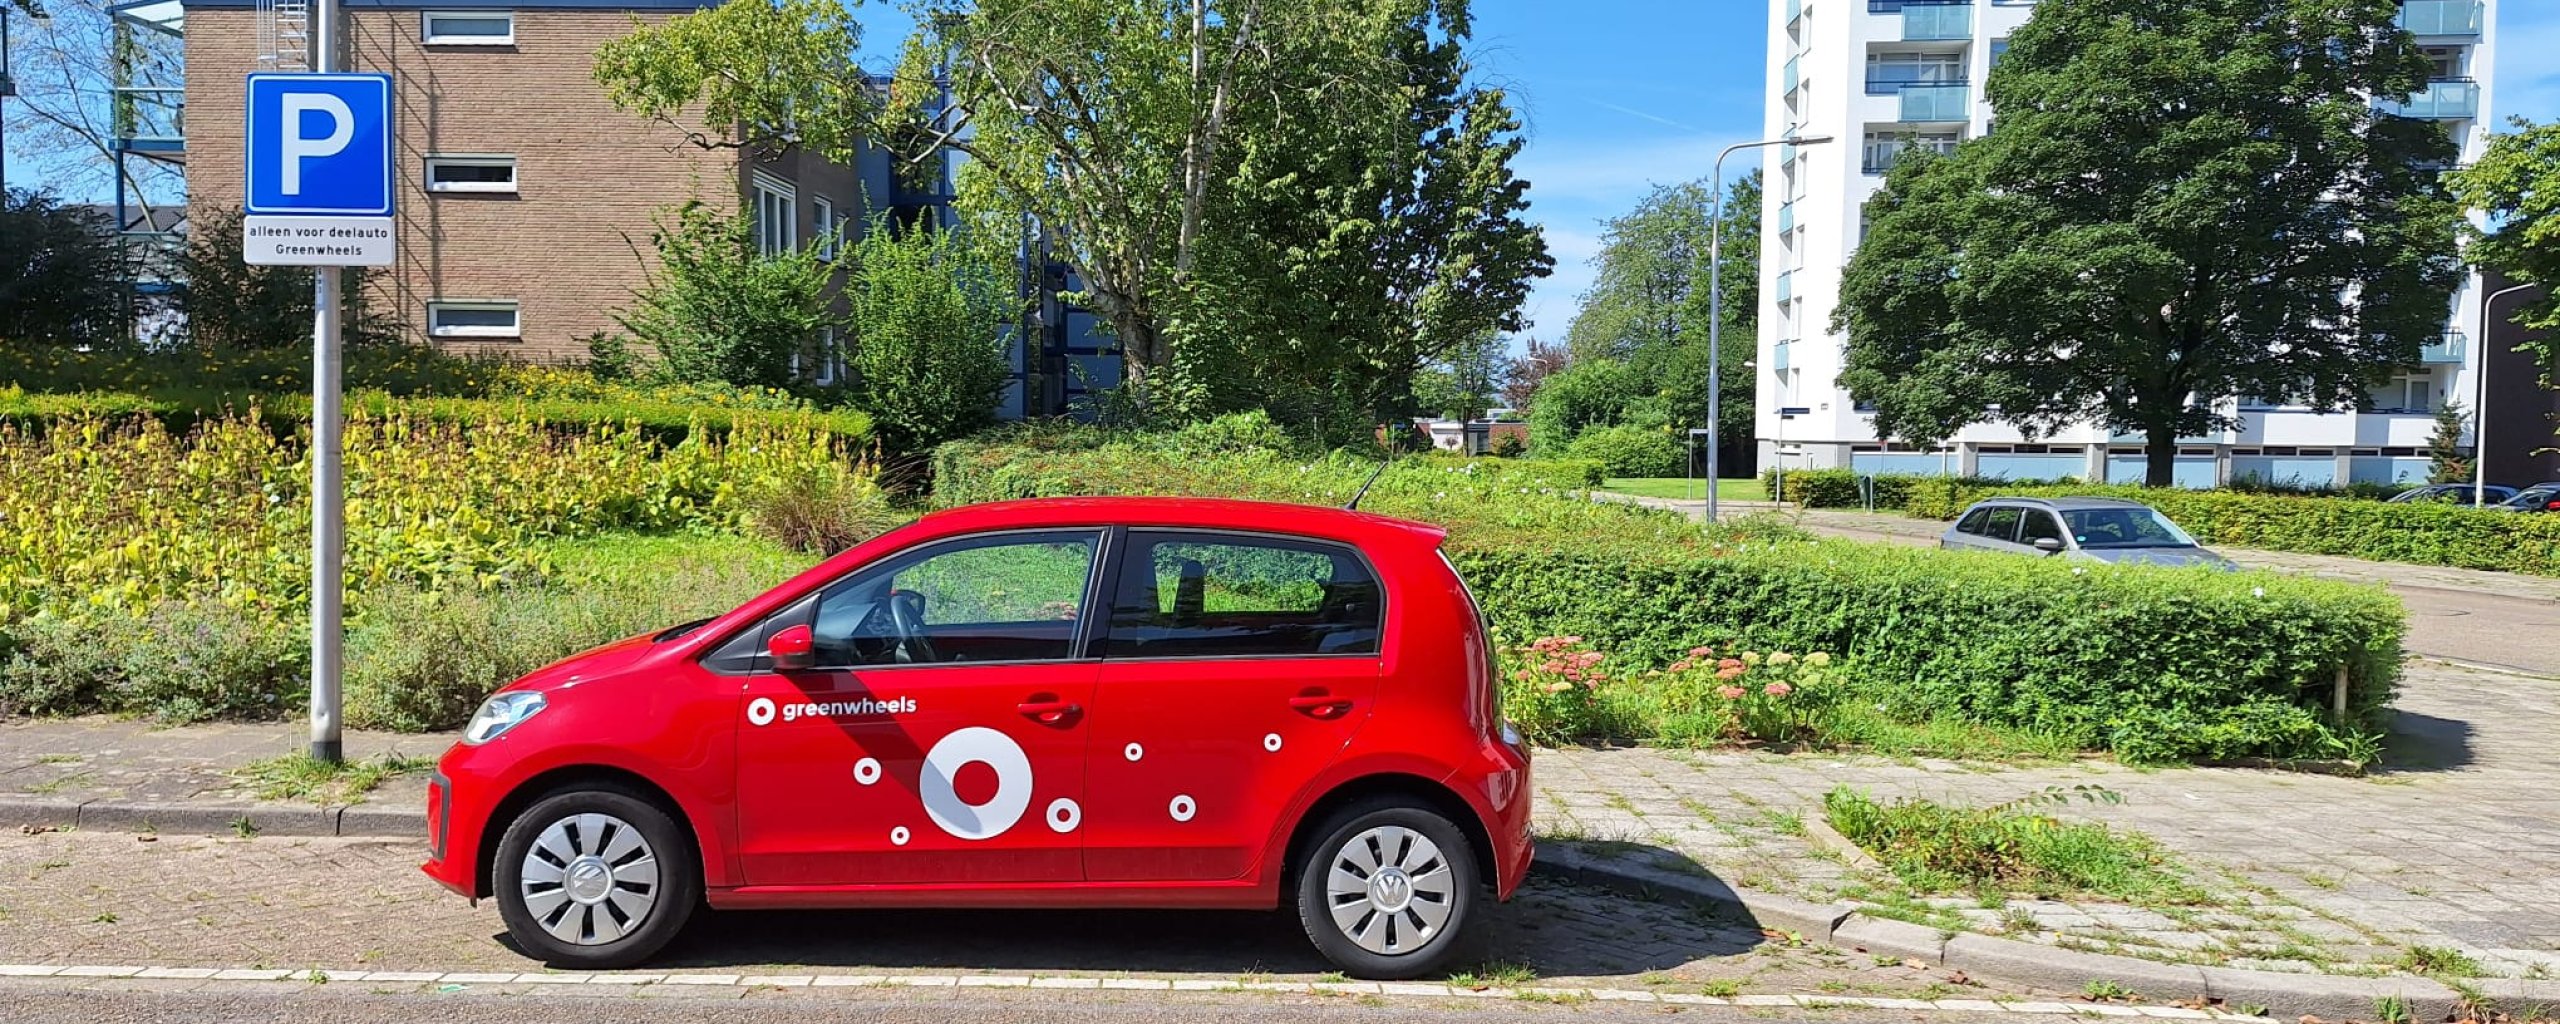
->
<box><xmin>0</xmin><ymin>984</ymin><xmax>2020</xmax><ymax>1024</ymax></box>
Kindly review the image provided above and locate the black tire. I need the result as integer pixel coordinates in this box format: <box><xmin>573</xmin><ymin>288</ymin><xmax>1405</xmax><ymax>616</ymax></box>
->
<box><xmin>493</xmin><ymin>786</ymin><xmax>699</xmax><ymax>969</ymax></box>
<box><xmin>1293</xmin><ymin>798</ymin><xmax>1483</xmax><ymax>980</ymax></box>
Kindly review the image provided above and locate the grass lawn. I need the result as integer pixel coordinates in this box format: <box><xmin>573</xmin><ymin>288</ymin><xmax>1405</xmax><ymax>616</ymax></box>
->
<box><xmin>1600</xmin><ymin>477</ymin><xmax>1770</xmax><ymax>502</ymax></box>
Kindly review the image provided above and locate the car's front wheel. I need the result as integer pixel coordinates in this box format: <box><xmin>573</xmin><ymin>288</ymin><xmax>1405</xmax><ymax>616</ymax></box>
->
<box><xmin>1293</xmin><ymin>799</ymin><xmax>1482</xmax><ymax>979</ymax></box>
<box><xmin>493</xmin><ymin>787</ymin><xmax>698</xmax><ymax>969</ymax></box>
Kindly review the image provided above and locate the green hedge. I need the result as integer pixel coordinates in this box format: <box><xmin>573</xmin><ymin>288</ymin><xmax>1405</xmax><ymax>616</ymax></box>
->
<box><xmin>1896</xmin><ymin>482</ymin><xmax>2560</xmax><ymax>577</ymax></box>
<box><xmin>0</xmin><ymin>387</ymin><xmax>872</xmax><ymax>446</ymax></box>
<box><xmin>936</xmin><ymin>428</ymin><xmax>2405</xmax><ymax>763</ymax></box>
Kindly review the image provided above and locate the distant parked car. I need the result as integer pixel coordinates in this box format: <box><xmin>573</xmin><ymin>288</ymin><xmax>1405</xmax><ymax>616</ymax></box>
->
<box><xmin>1940</xmin><ymin>497</ymin><xmax>2239</xmax><ymax>569</ymax></box>
<box><xmin>2388</xmin><ymin>483</ymin><xmax>2518</xmax><ymax>507</ymax></box>
<box><xmin>2493</xmin><ymin>483</ymin><xmax>2560</xmax><ymax>512</ymax></box>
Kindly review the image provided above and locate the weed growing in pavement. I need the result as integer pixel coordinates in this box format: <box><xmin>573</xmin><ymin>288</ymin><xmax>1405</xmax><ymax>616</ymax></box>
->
<box><xmin>2375</xmin><ymin>995</ymin><xmax>2415</xmax><ymax>1024</ymax></box>
<box><xmin>2303</xmin><ymin>873</ymin><xmax>2342</xmax><ymax>890</ymax></box>
<box><xmin>231</xmin><ymin>752</ymin><xmax>433</xmax><ymax>805</ymax></box>
<box><xmin>1512</xmin><ymin>989</ymin><xmax>1591</xmax><ymax>1005</ymax></box>
<box><xmin>1446</xmin><ymin>961</ymin><xmax>1538</xmax><ymax>988</ymax></box>
<box><xmin>1823</xmin><ymin>786</ymin><xmax>2208</xmax><ymax>904</ymax></box>
<box><xmin>2081</xmin><ymin>980</ymin><xmax>2137</xmax><ymax>1002</ymax></box>
<box><xmin>229</xmin><ymin>817</ymin><xmax>258</xmax><ymax>839</ymax></box>
<box><xmin>2398</xmin><ymin>945</ymin><xmax>2484</xmax><ymax>977</ymax></box>
<box><xmin>1996</xmin><ymin>907</ymin><xmax>2042</xmax><ymax>935</ymax></box>
<box><xmin>1761</xmin><ymin>810</ymin><xmax>1806</xmax><ymax>836</ymax></box>
<box><xmin>1700</xmin><ymin>978</ymin><xmax>1743</xmax><ymax>997</ymax></box>
<box><xmin>91</xmin><ymin>912</ymin><xmax>117</xmax><ymax>924</ymax></box>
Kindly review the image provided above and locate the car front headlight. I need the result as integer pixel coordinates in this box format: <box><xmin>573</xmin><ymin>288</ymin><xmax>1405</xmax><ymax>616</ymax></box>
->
<box><xmin>462</xmin><ymin>692</ymin><xmax>546</xmax><ymax>745</ymax></box>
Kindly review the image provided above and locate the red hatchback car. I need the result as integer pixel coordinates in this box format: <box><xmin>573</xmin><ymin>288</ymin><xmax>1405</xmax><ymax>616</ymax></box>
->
<box><xmin>423</xmin><ymin>497</ymin><xmax>1533</xmax><ymax>978</ymax></box>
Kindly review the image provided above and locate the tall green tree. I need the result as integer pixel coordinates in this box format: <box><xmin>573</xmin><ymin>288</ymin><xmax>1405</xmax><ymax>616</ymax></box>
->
<box><xmin>593</xmin><ymin>0</ymin><xmax>873</xmax><ymax>159</ymax></box>
<box><xmin>845</xmin><ymin>216</ymin><xmax>1017</xmax><ymax>455</ymax></box>
<box><xmin>1834</xmin><ymin>0</ymin><xmax>2463</xmax><ymax>486</ymax></box>
<box><xmin>0</xmin><ymin>189</ymin><xmax>130</xmax><ymax>347</ymax></box>
<box><xmin>2450</xmin><ymin>118</ymin><xmax>2560</xmax><ymax>389</ymax></box>
<box><xmin>1561</xmin><ymin>171</ymin><xmax>1759</xmax><ymax>458</ymax></box>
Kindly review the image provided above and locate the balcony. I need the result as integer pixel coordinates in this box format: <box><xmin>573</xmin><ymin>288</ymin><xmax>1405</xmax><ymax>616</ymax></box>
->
<box><xmin>1895</xmin><ymin>83</ymin><xmax>1971</xmax><ymax>122</ymax></box>
<box><xmin>111</xmin><ymin>86</ymin><xmax>187</xmax><ymax>157</ymax></box>
<box><xmin>1776</xmin><ymin>270</ymin><xmax>1795</xmax><ymax>304</ymax></box>
<box><xmin>2379</xmin><ymin>78</ymin><xmax>2480</xmax><ymax>120</ymax></box>
<box><xmin>2419</xmin><ymin>331</ymin><xmax>2466</xmax><ymax>364</ymax></box>
<box><xmin>1773</xmin><ymin>342</ymin><xmax>1793</xmax><ymax>371</ymax></box>
<box><xmin>1783</xmin><ymin>54</ymin><xmax>1802</xmax><ymax>98</ymax></box>
<box><xmin>2397</xmin><ymin>0</ymin><xmax>2484</xmax><ymax>37</ymax></box>
<box><xmin>1786</xmin><ymin>0</ymin><xmax>1803</xmax><ymax>27</ymax></box>
<box><xmin>1777</xmin><ymin>201</ymin><xmax>1794</xmax><ymax>234</ymax></box>
<box><xmin>1864</xmin><ymin>139</ymin><xmax>1958</xmax><ymax>174</ymax></box>
<box><xmin>1902</xmin><ymin>1</ymin><xmax>1972</xmax><ymax>42</ymax></box>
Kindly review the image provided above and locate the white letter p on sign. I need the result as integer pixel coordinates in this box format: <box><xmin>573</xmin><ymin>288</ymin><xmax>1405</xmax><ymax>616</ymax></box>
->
<box><xmin>280</xmin><ymin>93</ymin><xmax>355</xmax><ymax>196</ymax></box>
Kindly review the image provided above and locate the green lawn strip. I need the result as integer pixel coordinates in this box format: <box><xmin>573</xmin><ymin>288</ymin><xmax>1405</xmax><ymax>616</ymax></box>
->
<box><xmin>1600</xmin><ymin>477</ymin><xmax>1770</xmax><ymax>502</ymax></box>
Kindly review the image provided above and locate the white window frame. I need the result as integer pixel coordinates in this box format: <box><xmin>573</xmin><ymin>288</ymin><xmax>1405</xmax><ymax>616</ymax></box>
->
<box><xmin>423</xmin><ymin>154</ymin><xmax>518</xmax><ymax>194</ymax></box>
<box><xmin>421</xmin><ymin>11</ymin><xmax>515</xmax><ymax>46</ymax></box>
<box><xmin>814</xmin><ymin>326</ymin><xmax>841</xmax><ymax>386</ymax></box>
<box><xmin>752</xmin><ymin>173</ymin><xmax>797</xmax><ymax>256</ymax></box>
<box><xmin>426</xmin><ymin>300</ymin><xmax>522</xmax><ymax>339</ymax></box>
<box><xmin>812</xmin><ymin>196</ymin><xmax>839</xmax><ymax>259</ymax></box>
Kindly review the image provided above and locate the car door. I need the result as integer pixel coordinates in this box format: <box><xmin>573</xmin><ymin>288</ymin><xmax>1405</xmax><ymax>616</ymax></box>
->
<box><xmin>2018</xmin><ymin>508</ymin><xmax>2068</xmax><ymax>555</ymax></box>
<box><xmin>730</xmin><ymin>529</ymin><xmax>1105</xmax><ymax>888</ymax></box>
<box><xmin>1083</xmin><ymin>529</ymin><xmax>1385</xmax><ymax>883</ymax></box>
<box><xmin>1971</xmin><ymin>505</ymin><xmax>2025</xmax><ymax>554</ymax></box>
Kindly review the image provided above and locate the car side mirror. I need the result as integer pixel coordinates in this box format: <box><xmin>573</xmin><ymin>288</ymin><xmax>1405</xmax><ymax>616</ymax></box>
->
<box><xmin>769</xmin><ymin>624</ymin><xmax>815</xmax><ymax>672</ymax></box>
<box><xmin>2032</xmin><ymin>537</ymin><xmax>2065</xmax><ymax>554</ymax></box>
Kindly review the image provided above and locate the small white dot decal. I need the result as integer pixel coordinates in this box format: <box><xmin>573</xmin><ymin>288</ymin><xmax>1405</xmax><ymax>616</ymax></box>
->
<box><xmin>1169</xmin><ymin>795</ymin><xmax>1196</xmax><ymax>822</ymax></box>
<box><xmin>890</xmin><ymin>827</ymin><xmax>910</xmax><ymax>846</ymax></box>
<box><xmin>1124</xmin><ymin>743</ymin><xmax>1144</xmax><ymax>762</ymax></box>
<box><xmin>1263</xmin><ymin>733</ymin><xmax>1283</xmax><ymax>753</ymax></box>
<box><xmin>1047</xmin><ymin>798</ymin><xmax>1081</xmax><ymax>833</ymax></box>
<box><xmin>853</xmin><ymin>758</ymin><xmax>882</xmax><ymax>785</ymax></box>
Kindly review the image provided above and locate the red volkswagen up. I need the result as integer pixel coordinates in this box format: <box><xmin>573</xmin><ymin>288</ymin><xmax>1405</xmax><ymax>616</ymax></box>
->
<box><xmin>423</xmin><ymin>497</ymin><xmax>1533</xmax><ymax>979</ymax></box>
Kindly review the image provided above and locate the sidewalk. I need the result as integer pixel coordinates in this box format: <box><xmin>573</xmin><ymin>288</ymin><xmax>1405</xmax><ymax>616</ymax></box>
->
<box><xmin>1540</xmin><ymin>656</ymin><xmax>2560</xmax><ymax>980</ymax></box>
<box><xmin>0</xmin><ymin>718</ymin><xmax>439</xmax><ymax>836</ymax></box>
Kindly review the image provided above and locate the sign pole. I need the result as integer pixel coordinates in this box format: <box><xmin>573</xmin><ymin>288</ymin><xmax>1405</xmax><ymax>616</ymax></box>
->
<box><xmin>308</xmin><ymin>0</ymin><xmax>343</xmax><ymax>765</ymax></box>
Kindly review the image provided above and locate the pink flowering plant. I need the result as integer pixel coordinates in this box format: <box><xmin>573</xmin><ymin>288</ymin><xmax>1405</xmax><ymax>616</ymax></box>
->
<box><xmin>1500</xmin><ymin>635</ymin><xmax>1624</xmax><ymax>745</ymax></box>
<box><xmin>1650</xmin><ymin>647</ymin><xmax>1842</xmax><ymax>746</ymax></box>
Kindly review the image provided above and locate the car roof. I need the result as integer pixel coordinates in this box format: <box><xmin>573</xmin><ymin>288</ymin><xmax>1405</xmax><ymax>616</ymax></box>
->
<box><xmin>1967</xmin><ymin>496</ymin><xmax>2151</xmax><ymax>511</ymax></box>
<box><xmin>917</xmin><ymin>496</ymin><xmax>1449</xmax><ymax>547</ymax></box>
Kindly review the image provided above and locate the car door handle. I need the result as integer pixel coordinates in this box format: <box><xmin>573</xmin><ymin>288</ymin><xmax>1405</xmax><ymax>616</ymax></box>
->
<box><xmin>1017</xmin><ymin>699</ymin><xmax>1082</xmax><ymax>725</ymax></box>
<box><xmin>1288</xmin><ymin>694</ymin><xmax>1354</xmax><ymax>718</ymax></box>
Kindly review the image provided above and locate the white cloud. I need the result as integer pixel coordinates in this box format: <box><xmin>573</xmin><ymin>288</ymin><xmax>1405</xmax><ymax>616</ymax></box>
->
<box><xmin>1509</xmin><ymin>131</ymin><xmax>1758</xmax><ymax>344</ymax></box>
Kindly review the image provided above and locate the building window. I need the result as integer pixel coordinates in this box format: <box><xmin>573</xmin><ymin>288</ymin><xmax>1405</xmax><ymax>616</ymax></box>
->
<box><xmin>1866</xmin><ymin>51</ymin><xmax>1966</xmax><ymax>94</ymax></box>
<box><xmin>1990</xmin><ymin>38</ymin><xmax>2010</xmax><ymax>70</ymax></box>
<box><xmin>421</xmin><ymin>11</ymin><xmax>514</xmax><ymax>45</ymax></box>
<box><xmin>812</xmin><ymin>197</ymin><xmax>840</xmax><ymax>259</ymax></box>
<box><xmin>813</xmin><ymin>326</ymin><xmax>842</xmax><ymax>385</ymax></box>
<box><xmin>424</xmin><ymin>155</ymin><xmax>517</xmax><ymax>193</ymax></box>
<box><xmin>2371</xmin><ymin>373</ymin><xmax>2434</xmax><ymax>414</ymax></box>
<box><xmin>2423</xmin><ymin>46</ymin><xmax>2464</xmax><ymax>80</ymax></box>
<box><xmin>426</xmin><ymin>300</ymin><xmax>521</xmax><ymax>339</ymax></box>
<box><xmin>752</xmin><ymin>175</ymin><xmax>796</xmax><ymax>256</ymax></box>
<box><xmin>1863</xmin><ymin>130</ymin><xmax>1962</xmax><ymax>174</ymax></box>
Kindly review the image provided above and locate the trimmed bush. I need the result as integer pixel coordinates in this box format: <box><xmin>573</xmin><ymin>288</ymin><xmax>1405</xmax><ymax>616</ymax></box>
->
<box><xmin>933</xmin><ymin>430</ymin><xmax>2405</xmax><ymax>763</ymax></box>
<box><xmin>1564</xmin><ymin>424</ymin><xmax>1684</xmax><ymax>478</ymax></box>
<box><xmin>0</xmin><ymin>603</ymin><xmax>304</xmax><ymax>723</ymax></box>
<box><xmin>1898</xmin><ymin>482</ymin><xmax>2560</xmax><ymax>577</ymax></box>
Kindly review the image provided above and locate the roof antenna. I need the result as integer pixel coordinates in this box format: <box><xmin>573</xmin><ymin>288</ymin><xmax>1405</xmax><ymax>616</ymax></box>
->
<box><xmin>1346</xmin><ymin>443</ymin><xmax>1394</xmax><ymax>511</ymax></box>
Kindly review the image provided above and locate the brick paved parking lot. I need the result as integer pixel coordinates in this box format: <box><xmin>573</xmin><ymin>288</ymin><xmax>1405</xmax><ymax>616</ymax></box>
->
<box><xmin>1539</xmin><ymin>658</ymin><xmax>2560</xmax><ymax>979</ymax></box>
<box><xmin>0</xmin><ymin>829</ymin><xmax>2040</xmax><ymax>1003</ymax></box>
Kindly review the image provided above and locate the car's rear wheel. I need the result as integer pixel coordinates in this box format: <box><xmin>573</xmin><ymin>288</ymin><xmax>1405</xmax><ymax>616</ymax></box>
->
<box><xmin>1293</xmin><ymin>799</ymin><xmax>1482</xmax><ymax>979</ymax></box>
<box><xmin>493</xmin><ymin>787</ymin><xmax>698</xmax><ymax>969</ymax></box>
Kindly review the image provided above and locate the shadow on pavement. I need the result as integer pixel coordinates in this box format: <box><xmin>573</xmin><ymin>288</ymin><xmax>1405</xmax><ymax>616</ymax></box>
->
<box><xmin>494</xmin><ymin>874</ymin><xmax>1764</xmax><ymax>978</ymax></box>
<box><xmin>2378</xmin><ymin>708</ymin><xmax>2475</xmax><ymax>772</ymax></box>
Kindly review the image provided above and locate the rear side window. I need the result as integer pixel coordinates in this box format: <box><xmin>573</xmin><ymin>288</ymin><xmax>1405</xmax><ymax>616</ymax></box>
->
<box><xmin>1956</xmin><ymin>507</ymin><xmax>1993</xmax><ymax>535</ymax></box>
<box><xmin>1980</xmin><ymin>507</ymin><xmax>2022</xmax><ymax>542</ymax></box>
<box><xmin>1101</xmin><ymin>531</ymin><xmax>1382</xmax><ymax>659</ymax></box>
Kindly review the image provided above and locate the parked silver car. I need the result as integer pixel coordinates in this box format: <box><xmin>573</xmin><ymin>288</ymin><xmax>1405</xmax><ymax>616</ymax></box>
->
<box><xmin>1939</xmin><ymin>497</ymin><xmax>2238</xmax><ymax>569</ymax></box>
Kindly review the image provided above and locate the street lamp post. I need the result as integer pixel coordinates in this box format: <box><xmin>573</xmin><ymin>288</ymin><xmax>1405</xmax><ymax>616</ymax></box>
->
<box><xmin>2475</xmin><ymin>282</ymin><xmax>2538</xmax><ymax>507</ymax></box>
<box><xmin>1708</xmin><ymin>133</ymin><xmax>1831</xmax><ymax>523</ymax></box>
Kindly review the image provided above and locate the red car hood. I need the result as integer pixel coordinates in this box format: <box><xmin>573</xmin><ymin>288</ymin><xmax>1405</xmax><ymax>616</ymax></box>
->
<box><xmin>503</xmin><ymin>631</ymin><xmax>661</xmax><ymax>695</ymax></box>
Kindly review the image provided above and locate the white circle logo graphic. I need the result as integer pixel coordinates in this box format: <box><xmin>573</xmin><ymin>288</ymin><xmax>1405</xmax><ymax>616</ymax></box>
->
<box><xmin>746</xmin><ymin>698</ymin><xmax>777</xmax><ymax>727</ymax></box>
<box><xmin>920</xmin><ymin>726</ymin><xmax>1033</xmax><ymax>841</ymax></box>
<box><xmin>1169</xmin><ymin>794</ymin><xmax>1197</xmax><ymax>822</ymax></box>
<box><xmin>853</xmin><ymin>758</ymin><xmax>882</xmax><ymax>785</ymax></box>
<box><xmin>890</xmin><ymin>826</ymin><xmax>910</xmax><ymax>846</ymax></box>
<box><xmin>1047</xmin><ymin>798</ymin><xmax>1081</xmax><ymax>833</ymax></box>
<box><xmin>1124</xmin><ymin>743</ymin><xmax>1144</xmax><ymax>762</ymax></box>
<box><xmin>1263</xmin><ymin>733</ymin><xmax>1283</xmax><ymax>753</ymax></box>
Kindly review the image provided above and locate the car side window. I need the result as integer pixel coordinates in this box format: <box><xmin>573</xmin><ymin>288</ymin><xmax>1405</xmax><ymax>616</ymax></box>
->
<box><xmin>806</xmin><ymin>530</ymin><xmax>1100</xmax><ymax>668</ymax></box>
<box><xmin>1956</xmin><ymin>507</ymin><xmax>1992</xmax><ymax>535</ymax></box>
<box><xmin>1980</xmin><ymin>506</ymin><xmax>2022</xmax><ymax>543</ymax></box>
<box><xmin>2020</xmin><ymin>510</ymin><xmax>2065</xmax><ymax>545</ymax></box>
<box><xmin>1100</xmin><ymin>531</ymin><xmax>1382</xmax><ymax>659</ymax></box>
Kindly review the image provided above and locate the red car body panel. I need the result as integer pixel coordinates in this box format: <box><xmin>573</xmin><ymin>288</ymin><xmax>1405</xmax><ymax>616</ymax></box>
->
<box><xmin>422</xmin><ymin>497</ymin><xmax>1531</xmax><ymax>912</ymax></box>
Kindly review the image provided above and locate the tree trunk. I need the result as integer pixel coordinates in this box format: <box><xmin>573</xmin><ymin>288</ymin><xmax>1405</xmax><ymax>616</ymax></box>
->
<box><xmin>2144</xmin><ymin>422</ymin><xmax>2178</xmax><ymax>489</ymax></box>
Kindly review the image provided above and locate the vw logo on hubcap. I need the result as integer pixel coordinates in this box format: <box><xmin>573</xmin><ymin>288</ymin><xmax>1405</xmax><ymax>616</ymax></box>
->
<box><xmin>564</xmin><ymin>857</ymin><xmax>613</xmax><ymax>905</ymax></box>
<box><xmin>1368</xmin><ymin>868</ymin><xmax>1414</xmax><ymax>913</ymax></box>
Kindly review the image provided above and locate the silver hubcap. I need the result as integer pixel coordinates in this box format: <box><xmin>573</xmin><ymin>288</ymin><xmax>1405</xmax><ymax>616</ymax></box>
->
<box><xmin>1324</xmin><ymin>824</ymin><xmax>1456</xmax><ymax>956</ymax></box>
<box><xmin>519</xmin><ymin>812</ymin><xmax>659</xmax><ymax>946</ymax></box>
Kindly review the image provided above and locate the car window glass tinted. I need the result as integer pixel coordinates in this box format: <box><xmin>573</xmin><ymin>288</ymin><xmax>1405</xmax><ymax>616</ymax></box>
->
<box><xmin>1101</xmin><ymin>531</ymin><xmax>1382</xmax><ymax>658</ymax></box>
<box><xmin>1980</xmin><ymin>507</ymin><xmax>2022</xmax><ymax>542</ymax></box>
<box><xmin>1956</xmin><ymin>507</ymin><xmax>1992</xmax><ymax>535</ymax></box>
<box><xmin>2020</xmin><ymin>510</ymin><xmax>2065</xmax><ymax>545</ymax></box>
<box><xmin>2061</xmin><ymin>508</ymin><xmax>2195</xmax><ymax>549</ymax></box>
<box><xmin>808</xmin><ymin>530</ymin><xmax>1098</xmax><ymax>667</ymax></box>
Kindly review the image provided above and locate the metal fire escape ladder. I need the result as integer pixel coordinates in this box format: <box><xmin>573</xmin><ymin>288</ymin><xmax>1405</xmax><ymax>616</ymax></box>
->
<box><xmin>257</xmin><ymin>0</ymin><xmax>310</xmax><ymax>71</ymax></box>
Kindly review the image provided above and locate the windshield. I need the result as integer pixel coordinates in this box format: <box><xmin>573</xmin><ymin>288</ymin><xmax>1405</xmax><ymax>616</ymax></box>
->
<box><xmin>2507</xmin><ymin>486</ymin><xmax>2560</xmax><ymax>508</ymax></box>
<box><xmin>2060</xmin><ymin>507</ymin><xmax>2199</xmax><ymax>549</ymax></box>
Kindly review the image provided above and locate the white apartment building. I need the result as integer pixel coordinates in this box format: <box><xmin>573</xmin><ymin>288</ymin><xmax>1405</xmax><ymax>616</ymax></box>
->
<box><xmin>1757</xmin><ymin>0</ymin><xmax>2498</xmax><ymax>487</ymax></box>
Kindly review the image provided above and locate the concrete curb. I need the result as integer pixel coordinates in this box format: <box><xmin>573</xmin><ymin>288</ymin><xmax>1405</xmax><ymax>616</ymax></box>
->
<box><xmin>1531</xmin><ymin>842</ymin><xmax>2542</xmax><ymax>1020</ymax></box>
<box><xmin>0</xmin><ymin>796</ymin><xmax>422</xmax><ymax>838</ymax></box>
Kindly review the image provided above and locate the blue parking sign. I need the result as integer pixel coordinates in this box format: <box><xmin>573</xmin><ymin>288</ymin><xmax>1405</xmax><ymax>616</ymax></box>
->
<box><xmin>245</xmin><ymin>73</ymin><xmax>394</xmax><ymax>217</ymax></box>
